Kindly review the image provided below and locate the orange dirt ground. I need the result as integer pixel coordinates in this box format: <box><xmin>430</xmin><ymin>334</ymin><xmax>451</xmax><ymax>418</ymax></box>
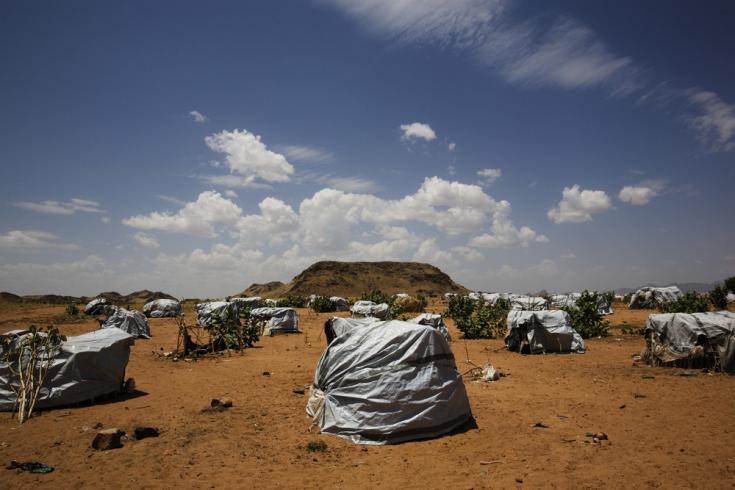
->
<box><xmin>1</xmin><ymin>301</ymin><xmax>734</xmax><ymax>489</ymax></box>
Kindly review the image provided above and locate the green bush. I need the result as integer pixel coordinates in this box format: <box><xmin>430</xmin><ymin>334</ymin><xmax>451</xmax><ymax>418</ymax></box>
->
<box><xmin>275</xmin><ymin>295</ymin><xmax>306</xmax><ymax>308</ymax></box>
<box><xmin>65</xmin><ymin>304</ymin><xmax>79</xmax><ymax>316</ymax></box>
<box><xmin>561</xmin><ymin>290</ymin><xmax>609</xmax><ymax>339</ymax></box>
<box><xmin>206</xmin><ymin>307</ymin><xmax>260</xmax><ymax>351</ymax></box>
<box><xmin>724</xmin><ymin>276</ymin><xmax>735</xmax><ymax>294</ymax></box>
<box><xmin>310</xmin><ymin>295</ymin><xmax>337</xmax><ymax>313</ymax></box>
<box><xmin>359</xmin><ymin>289</ymin><xmax>395</xmax><ymax>306</ymax></box>
<box><xmin>709</xmin><ymin>284</ymin><xmax>728</xmax><ymax>310</ymax></box>
<box><xmin>446</xmin><ymin>295</ymin><xmax>509</xmax><ymax>339</ymax></box>
<box><xmin>659</xmin><ymin>292</ymin><xmax>710</xmax><ymax>314</ymax></box>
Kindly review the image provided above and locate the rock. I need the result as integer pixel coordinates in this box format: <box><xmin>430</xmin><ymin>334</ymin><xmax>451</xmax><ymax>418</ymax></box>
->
<box><xmin>92</xmin><ymin>428</ymin><xmax>124</xmax><ymax>450</ymax></box>
<box><xmin>93</xmin><ymin>422</ymin><xmax>103</xmax><ymax>429</ymax></box>
<box><xmin>134</xmin><ymin>427</ymin><xmax>160</xmax><ymax>440</ymax></box>
<box><xmin>210</xmin><ymin>398</ymin><xmax>233</xmax><ymax>410</ymax></box>
<box><xmin>292</xmin><ymin>387</ymin><xmax>305</xmax><ymax>395</ymax></box>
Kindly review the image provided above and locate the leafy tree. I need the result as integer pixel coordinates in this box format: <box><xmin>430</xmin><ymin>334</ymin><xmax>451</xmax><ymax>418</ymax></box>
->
<box><xmin>446</xmin><ymin>295</ymin><xmax>509</xmax><ymax>339</ymax></box>
<box><xmin>359</xmin><ymin>289</ymin><xmax>395</xmax><ymax>306</ymax></box>
<box><xmin>310</xmin><ymin>295</ymin><xmax>337</xmax><ymax>313</ymax></box>
<box><xmin>659</xmin><ymin>292</ymin><xmax>710</xmax><ymax>313</ymax></box>
<box><xmin>724</xmin><ymin>276</ymin><xmax>735</xmax><ymax>294</ymax></box>
<box><xmin>205</xmin><ymin>307</ymin><xmax>259</xmax><ymax>351</ymax></box>
<box><xmin>275</xmin><ymin>295</ymin><xmax>306</xmax><ymax>308</ymax></box>
<box><xmin>709</xmin><ymin>284</ymin><xmax>728</xmax><ymax>310</ymax></box>
<box><xmin>561</xmin><ymin>290</ymin><xmax>609</xmax><ymax>338</ymax></box>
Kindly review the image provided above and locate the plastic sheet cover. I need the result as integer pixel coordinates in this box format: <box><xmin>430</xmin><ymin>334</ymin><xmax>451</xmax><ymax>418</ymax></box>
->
<box><xmin>350</xmin><ymin>300</ymin><xmax>389</xmax><ymax>319</ymax></box>
<box><xmin>143</xmin><ymin>299</ymin><xmax>181</xmax><ymax>318</ymax></box>
<box><xmin>629</xmin><ymin>286</ymin><xmax>682</xmax><ymax>309</ymax></box>
<box><xmin>249</xmin><ymin>307</ymin><xmax>299</xmax><ymax>334</ymax></box>
<box><xmin>506</xmin><ymin>310</ymin><xmax>585</xmax><ymax>354</ymax></box>
<box><xmin>101</xmin><ymin>307</ymin><xmax>151</xmax><ymax>339</ymax></box>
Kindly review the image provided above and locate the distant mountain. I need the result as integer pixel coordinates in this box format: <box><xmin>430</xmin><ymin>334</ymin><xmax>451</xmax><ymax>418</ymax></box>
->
<box><xmin>0</xmin><ymin>289</ymin><xmax>177</xmax><ymax>305</ymax></box>
<box><xmin>240</xmin><ymin>261</ymin><xmax>468</xmax><ymax>298</ymax></box>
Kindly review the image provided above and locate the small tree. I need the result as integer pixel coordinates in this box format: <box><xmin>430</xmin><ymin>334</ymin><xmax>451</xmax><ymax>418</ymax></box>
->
<box><xmin>724</xmin><ymin>277</ymin><xmax>735</xmax><ymax>294</ymax></box>
<box><xmin>446</xmin><ymin>296</ymin><xmax>509</xmax><ymax>339</ymax></box>
<box><xmin>561</xmin><ymin>290</ymin><xmax>609</xmax><ymax>339</ymax></box>
<box><xmin>310</xmin><ymin>295</ymin><xmax>337</xmax><ymax>313</ymax></box>
<box><xmin>709</xmin><ymin>284</ymin><xmax>728</xmax><ymax>310</ymax></box>
<box><xmin>275</xmin><ymin>295</ymin><xmax>306</xmax><ymax>308</ymax></box>
<box><xmin>65</xmin><ymin>304</ymin><xmax>79</xmax><ymax>316</ymax></box>
<box><xmin>0</xmin><ymin>325</ymin><xmax>64</xmax><ymax>423</ymax></box>
<box><xmin>205</xmin><ymin>307</ymin><xmax>259</xmax><ymax>352</ymax></box>
<box><xmin>659</xmin><ymin>292</ymin><xmax>710</xmax><ymax>313</ymax></box>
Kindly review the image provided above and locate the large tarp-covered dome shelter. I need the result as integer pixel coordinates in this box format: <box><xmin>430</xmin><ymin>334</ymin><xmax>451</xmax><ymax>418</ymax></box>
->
<box><xmin>0</xmin><ymin>328</ymin><xmax>134</xmax><ymax>411</ymax></box>
<box><xmin>196</xmin><ymin>301</ymin><xmax>239</xmax><ymax>327</ymax></box>
<box><xmin>409</xmin><ymin>313</ymin><xmax>451</xmax><ymax>342</ymax></box>
<box><xmin>350</xmin><ymin>300</ymin><xmax>389</xmax><ymax>320</ymax></box>
<box><xmin>629</xmin><ymin>286</ymin><xmax>682</xmax><ymax>309</ymax></box>
<box><xmin>505</xmin><ymin>310</ymin><xmax>585</xmax><ymax>354</ymax></box>
<box><xmin>143</xmin><ymin>298</ymin><xmax>181</xmax><ymax>318</ymax></box>
<box><xmin>510</xmin><ymin>295</ymin><xmax>548</xmax><ymax>311</ymax></box>
<box><xmin>101</xmin><ymin>307</ymin><xmax>151</xmax><ymax>339</ymax></box>
<box><xmin>307</xmin><ymin>319</ymin><xmax>472</xmax><ymax>444</ymax></box>
<box><xmin>642</xmin><ymin>312</ymin><xmax>735</xmax><ymax>372</ymax></box>
<box><xmin>551</xmin><ymin>293</ymin><xmax>614</xmax><ymax>315</ymax></box>
<box><xmin>249</xmin><ymin>307</ymin><xmax>299</xmax><ymax>335</ymax></box>
<box><xmin>84</xmin><ymin>298</ymin><xmax>108</xmax><ymax>315</ymax></box>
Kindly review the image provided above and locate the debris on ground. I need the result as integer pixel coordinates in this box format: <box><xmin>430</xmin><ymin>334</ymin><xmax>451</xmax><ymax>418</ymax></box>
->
<box><xmin>585</xmin><ymin>432</ymin><xmax>609</xmax><ymax>444</ymax></box>
<box><xmin>133</xmin><ymin>427</ymin><xmax>160</xmax><ymax>440</ymax></box>
<box><xmin>292</xmin><ymin>387</ymin><xmax>306</xmax><ymax>395</ymax></box>
<box><xmin>672</xmin><ymin>371</ymin><xmax>697</xmax><ymax>377</ymax></box>
<box><xmin>305</xmin><ymin>440</ymin><xmax>327</xmax><ymax>452</ymax></box>
<box><xmin>481</xmin><ymin>364</ymin><xmax>500</xmax><ymax>382</ymax></box>
<box><xmin>532</xmin><ymin>422</ymin><xmax>549</xmax><ymax>428</ymax></box>
<box><xmin>92</xmin><ymin>428</ymin><xmax>124</xmax><ymax>451</ymax></box>
<box><xmin>206</xmin><ymin>398</ymin><xmax>233</xmax><ymax>412</ymax></box>
<box><xmin>6</xmin><ymin>460</ymin><xmax>54</xmax><ymax>474</ymax></box>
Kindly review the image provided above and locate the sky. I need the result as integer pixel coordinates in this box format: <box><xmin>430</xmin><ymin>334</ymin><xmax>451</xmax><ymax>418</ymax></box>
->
<box><xmin>1</xmin><ymin>0</ymin><xmax>734</xmax><ymax>298</ymax></box>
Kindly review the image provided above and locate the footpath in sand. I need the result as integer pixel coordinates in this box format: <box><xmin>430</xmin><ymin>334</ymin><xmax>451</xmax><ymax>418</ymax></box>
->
<box><xmin>0</xmin><ymin>301</ymin><xmax>734</xmax><ymax>489</ymax></box>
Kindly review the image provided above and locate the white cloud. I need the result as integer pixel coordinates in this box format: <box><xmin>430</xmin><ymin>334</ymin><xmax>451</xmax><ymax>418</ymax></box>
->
<box><xmin>189</xmin><ymin>110</ymin><xmax>208</xmax><ymax>123</ymax></box>
<box><xmin>547</xmin><ymin>185</ymin><xmax>612</xmax><ymax>223</ymax></box>
<box><xmin>14</xmin><ymin>198</ymin><xmax>105</xmax><ymax>215</ymax></box>
<box><xmin>204</xmin><ymin>129</ymin><xmax>295</xmax><ymax>184</ymax></box>
<box><xmin>223</xmin><ymin>190</ymin><xmax>239</xmax><ymax>199</ymax></box>
<box><xmin>686</xmin><ymin>90</ymin><xmax>735</xmax><ymax>152</ymax></box>
<box><xmin>156</xmin><ymin>194</ymin><xmax>188</xmax><ymax>206</ymax></box>
<box><xmin>413</xmin><ymin>238</ymin><xmax>453</xmax><ymax>265</ymax></box>
<box><xmin>528</xmin><ymin>258</ymin><xmax>559</xmax><ymax>276</ymax></box>
<box><xmin>280</xmin><ymin>145</ymin><xmax>334</xmax><ymax>163</ymax></box>
<box><xmin>133</xmin><ymin>232</ymin><xmax>160</xmax><ymax>249</ymax></box>
<box><xmin>447</xmin><ymin>164</ymin><xmax>456</xmax><ymax>176</ymax></box>
<box><xmin>400</xmin><ymin>122</ymin><xmax>437</xmax><ymax>142</ymax></box>
<box><xmin>196</xmin><ymin>174</ymin><xmax>273</xmax><ymax>190</ymax></box>
<box><xmin>101</xmin><ymin>216</ymin><xmax>111</xmax><ymax>224</ymax></box>
<box><xmin>477</xmin><ymin>168</ymin><xmax>502</xmax><ymax>185</ymax></box>
<box><xmin>123</xmin><ymin>191</ymin><xmax>243</xmax><ymax>237</ymax></box>
<box><xmin>317</xmin><ymin>175</ymin><xmax>379</xmax><ymax>193</ymax></box>
<box><xmin>469</xmin><ymin>200</ymin><xmax>548</xmax><ymax>248</ymax></box>
<box><xmin>618</xmin><ymin>185</ymin><xmax>657</xmax><ymax>205</ymax></box>
<box><xmin>0</xmin><ymin>230</ymin><xmax>78</xmax><ymax>250</ymax></box>
<box><xmin>448</xmin><ymin>142</ymin><xmax>456</xmax><ymax>151</ymax></box>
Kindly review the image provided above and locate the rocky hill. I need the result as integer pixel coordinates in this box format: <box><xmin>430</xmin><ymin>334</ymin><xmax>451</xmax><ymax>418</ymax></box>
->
<box><xmin>240</xmin><ymin>261</ymin><xmax>468</xmax><ymax>298</ymax></box>
<box><xmin>0</xmin><ymin>289</ymin><xmax>176</xmax><ymax>304</ymax></box>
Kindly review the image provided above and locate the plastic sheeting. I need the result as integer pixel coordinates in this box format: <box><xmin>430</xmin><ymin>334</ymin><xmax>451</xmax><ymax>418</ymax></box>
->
<box><xmin>101</xmin><ymin>307</ymin><xmax>150</xmax><ymax>338</ymax></box>
<box><xmin>629</xmin><ymin>286</ymin><xmax>682</xmax><ymax>309</ymax></box>
<box><xmin>329</xmin><ymin>296</ymin><xmax>350</xmax><ymax>312</ymax></box>
<box><xmin>510</xmin><ymin>296</ymin><xmax>548</xmax><ymax>311</ymax></box>
<box><xmin>727</xmin><ymin>293</ymin><xmax>735</xmax><ymax>304</ymax></box>
<box><xmin>409</xmin><ymin>313</ymin><xmax>451</xmax><ymax>342</ymax></box>
<box><xmin>350</xmin><ymin>301</ymin><xmax>389</xmax><ymax>320</ymax></box>
<box><xmin>307</xmin><ymin>319</ymin><xmax>472</xmax><ymax>445</ymax></box>
<box><xmin>249</xmin><ymin>307</ymin><xmax>299</xmax><ymax>335</ymax></box>
<box><xmin>84</xmin><ymin>298</ymin><xmax>108</xmax><ymax>315</ymax></box>
<box><xmin>324</xmin><ymin>317</ymin><xmax>377</xmax><ymax>344</ymax></box>
<box><xmin>196</xmin><ymin>301</ymin><xmax>239</xmax><ymax>327</ymax></box>
<box><xmin>550</xmin><ymin>293</ymin><xmax>613</xmax><ymax>315</ymax></box>
<box><xmin>0</xmin><ymin>328</ymin><xmax>134</xmax><ymax>411</ymax></box>
<box><xmin>505</xmin><ymin>310</ymin><xmax>585</xmax><ymax>354</ymax></box>
<box><xmin>143</xmin><ymin>299</ymin><xmax>181</xmax><ymax>318</ymax></box>
<box><xmin>643</xmin><ymin>311</ymin><xmax>735</xmax><ymax>372</ymax></box>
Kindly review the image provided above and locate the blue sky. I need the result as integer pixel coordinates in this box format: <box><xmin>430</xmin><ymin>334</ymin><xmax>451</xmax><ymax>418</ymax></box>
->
<box><xmin>1</xmin><ymin>0</ymin><xmax>733</xmax><ymax>297</ymax></box>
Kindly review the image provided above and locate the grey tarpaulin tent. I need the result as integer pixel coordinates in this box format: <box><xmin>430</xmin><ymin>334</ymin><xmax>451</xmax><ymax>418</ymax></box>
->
<box><xmin>629</xmin><ymin>286</ymin><xmax>682</xmax><ymax>309</ymax></box>
<box><xmin>249</xmin><ymin>307</ymin><xmax>299</xmax><ymax>335</ymax></box>
<box><xmin>0</xmin><ymin>328</ymin><xmax>134</xmax><ymax>411</ymax></box>
<box><xmin>84</xmin><ymin>298</ymin><xmax>108</xmax><ymax>315</ymax></box>
<box><xmin>307</xmin><ymin>319</ymin><xmax>472</xmax><ymax>444</ymax></box>
<box><xmin>510</xmin><ymin>296</ymin><xmax>548</xmax><ymax>311</ymax></box>
<box><xmin>329</xmin><ymin>296</ymin><xmax>350</xmax><ymax>312</ymax></box>
<box><xmin>101</xmin><ymin>307</ymin><xmax>151</xmax><ymax>338</ymax></box>
<box><xmin>505</xmin><ymin>310</ymin><xmax>585</xmax><ymax>354</ymax></box>
<box><xmin>196</xmin><ymin>301</ymin><xmax>239</xmax><ymax>327</ymax></box>
<box><xmin>551</xmin><ymin>293</ymin><xmax>614</xmax><ymax>315</ymax></box>
<box><xmin>642</xmin><ymin>311</ymin><xmax>735</xmax><ymax>372</ymax></box>
<box><xmin>323</xmin><ymin>317</ymin><xmax>377</xmax><ymax>344</ymax></box>
<box><xmin>409</xmin><ymin>313</ymin><xmax>451</xmax><ymax>342</ymax></box>
<box><xmin>143</xmin><ymin>298</ymin><xmax>181</xmax><ymax>318</ymax></box>
<box><xmin>350</xmin><ymin>300</ymin><xmax>389</xmax><ymax>320</ymax></box>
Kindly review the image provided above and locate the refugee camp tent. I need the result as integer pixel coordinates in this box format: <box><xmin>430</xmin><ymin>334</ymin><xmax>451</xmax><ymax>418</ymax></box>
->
<box><xmin>230</xmin><ymin>296</ymin><xmax>264</xmax><ymax>309</ymax></box>
<box><xmin>409</xmin><ymin>313</ymin><xmax>451</xmax><ymax>341</ymax></box>
<box><xmin>629</xmin><ymin>286</ymin><xmax>682</xmax><ymax>309</ymax></box>
<box><xmin>350</xmin><ymin>300</ymin><xmax>389</xmax><ymax>320</ymax></box>
<box><xmin>394</xmin><ymin>293</ymin><xmax>409</xmax><ymax>299</ymax></box>
<box><xmin>84</xmin><ymin>298</ymin><xmax>108</xmax><ymax>315</ymax></box>
<box><xmin>510</xmin><ymin>296</ymin><xmax>548</xmax><ymax>311</ymax></box>
<box><xmin>329</xmin><ymin>296</ymin><xmax>350</xmax><ymax>312</ymax></box>
<box><xmin>324</xmin><ymin>317</ymin><xmax>377</xmax><ymax>344</ymax></box>
<box><xmin>101</xmin><ymin>307</ymin><xmax>151</xmax><ymax>338</ymax></box>
<box><xmin>505</xmin><ymin>310</ymin><xmax>585</xmax><ymax>354</ymax></box>
<box><xmin>196</xmin><ymin>301</ymin><xmax>239</xmax><ymax>327</ymax></box>
<box><xmin>249</xmin><ymin>307</ymin><xmax>299</xmax><ymax>335</ymax></box>
<box><xmin>642</xmin><ymin>311</ymin><xmax>735</xmax><ymax>372</ymax></box>
<box><xmin>307</xmin><ymin>319</ymin><xmax>472</xmax><ymax>444</ymax></box>
<box><xmin>143</xmin><ymin>298</ymin><xmax>181</xmax><ymax>318</ymax></box>
<box><xmin>550</xmin><ymin>293</ymin><xmax>613</xmax><ymax>315</ymax></box>
<box><xmin>0</xmin><ymin>328</ymin><xmax>134</xmax><ymax>411</ymax></box>
<box><xmin>727</xmin><ymin>293</ymin><xmax>735</xmax><ymax>304</ymax></box>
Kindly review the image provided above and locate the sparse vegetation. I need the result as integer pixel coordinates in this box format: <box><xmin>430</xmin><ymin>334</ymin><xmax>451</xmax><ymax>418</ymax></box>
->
<box><xmin>659</xmin><ymin>292</ymin><xmax>710</xmax><ymax>314</ymax></box>
<box><xmin>275</xmin><ymin>295</ymin><xmax>307</xmax><ymax>308</ymax></box>
<box><xmin>359</xmin><ymin>289</ymin><xmax>395</xmax><ymax>306</ymax></box>
<box><xmin>446</xmin><ymin>295</ymin><xmax>509</xmax><ymax>339</ymax></box>
<box><xmin>561</xmin><ymin>290</ymin><xmax>609</xmax><ymax>338</ymax></box>
<box><xmin>724</xmin><ymin>276</ymin><xmax>735</xmax><ymax>294</ymax></box>
<box><xmin>310</xmin><ymin>295</ymin><xmax>337</xmax><ymax>313</ymax></box>
<box><xmin>65</xmin><ymin>303</ymin><xmax>79</xmax><ymax>316</ymax></box>
<box><xmin>708</xmin><ymin>284</ymin><xmax>728</xmax><ymax>310</ymax></box>
<box><xmin>305</xmin><ymin>439</ymin><xmax>328</xmax><ymax>452</ymax></box>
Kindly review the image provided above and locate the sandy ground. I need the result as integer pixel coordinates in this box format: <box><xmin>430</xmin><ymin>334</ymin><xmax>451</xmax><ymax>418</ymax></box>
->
<box><xmin>1</xmin><ymin>301</ymin><xmax>734</xmax><ymax>489</ymax></box>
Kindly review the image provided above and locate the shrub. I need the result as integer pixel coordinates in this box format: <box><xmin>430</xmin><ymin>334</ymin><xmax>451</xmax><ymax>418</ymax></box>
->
<box><xmin>725</xmin><ymin>276</ymin><xmax>735</xmax><ymax>294</ymax></box>
<box><xmin>659</xmin><ymin>292</ymin><xmax>710</xmax><ymax>314</ymax></box>
<box><xmin>275</xmin><ymin>295</ymin><xmax>306</xmax><ymax>308</ymax></box>
<box><xmin>205</xmin><ymin>307</ymin><xmax>260</xmax><ymax>351</ymax></box>
<box><xmin>65</xmin><ymin>304</ymin><xmax>79</xmax><ymax>316</ymax></box>
<box><xmin>359</xmin><ymin>289</ymin><xmax>395</xmax><ymax>306</ymax></box>
<box><xmin>561</xmin><ymin>290</ymin><xmax>609</xmax><ymax>339</ymax></box>
<box><xmin>310</xmin><ymin>295</ymin><xmax>336</xmax><ymax>313</ymax></box>
<box><xmin>709</xmin><ymin>284</ymin><xmax>728</xmax><ymax>310</ymax></box>
<box><xmin>446</xmin><ymin>295</ymin><xmax>509</xmax><ymax>339</ymax></box>
<box><xmin>306</xmin><ymin>440</ymin><xmax>327</xmax><ymax>452</ymax></box>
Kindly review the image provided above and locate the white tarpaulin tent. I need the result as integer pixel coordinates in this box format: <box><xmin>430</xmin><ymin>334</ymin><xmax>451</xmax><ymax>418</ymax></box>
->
<box><xmin>101</xmin><ymin>307</ymin><xmax>151</xmax><ymax>338</ymax></box>
<box><xmin>551</xmin><ymin>293</ymin><xmax>613</xmax><ymax>315</ymax></box>
<box><xmin>350</xmin><ymin>300</ymin><xmax>389</xmax><ymax>320</ymax></box>
<box><xmin>329</xmin><ymin>296</ymin><xmax>350</xmax><ymax>312</ymax></box>
<box><xmin>196</xmin><ymin>301</ymin><xmax>239</xmax><ymax>327</ymax></box>
<box><xmin>510</xmin><ymin>296</ymin><xmax>548</xmax><ymax>311</ymax></box>
<box><xmin>629</xmin><ymin>286</ymin><xmax>682</xmax><ymax>309</ymax></box>
<box><xmin>307</xmin><ymin>319</ymin><xmax>472</xmax><ymax>444</ymax></box>
<box><xmin>642</xmin><ymin>311</ymin><xmax>735</xmax><ymax>372</ymax></box>
<box><xmin>409</xmin><ymin>313</ymin><xmax>451</xmax><ymax>342</ymax></box>
<box><xmin>727</xmin><ymin>293</ymin><xmax>735</xmax><ymax>304</ymax></box>
<box><xmin>84</xmin><ymin>298</ymin><xmax>108</xmax><ymax>315</ymax></box>
<box><xmin>249</xmin><ymin>307</ymin><xmax>299</xmax><ymax>335</ymax></box>
<box><xmin>505</xmin><ymin>310</ymin><xmax>585</xmax><ymax>354</ymax></box>
<box><xmin>0</xmin><ymin>328</ymin><xmax>134</xmax><ymax>411</ymax></box>
<box><xmin>143</xmin><ymin>298</ymin><xmax>181</xmax><ymax>318</ymax></box>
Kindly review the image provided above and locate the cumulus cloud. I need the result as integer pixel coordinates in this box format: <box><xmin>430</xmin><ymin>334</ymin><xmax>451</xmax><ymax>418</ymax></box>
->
<box><xmin>618</xmin><ymin>185</ymin><xmax>657</xmax><ymax>205</ymax></box>
<box><xmin>14</xmin><ymin>198</ymin><xmax>105</xmax><ymax>215</ymax></box>
<box><xmin>686</xmin><ymin>90</ymin><xmax>735</xmax><ymax>152</ymax></box>
<box><xmin>205</xmin><ymin>129</ymin><xmax>295</xmax><ymax>184</ymax></box>
<box><xmin>156</xmin><ymin>194</ymin><xmax>188</xmax><ymax>206</ymax></box>
<box><xmin>280</xmin><ymin>145</ymin><xmax>334</xmax><ymax>163</ymax></box>
<box><xmin>448</xmin><ymin>142</ymin><xmax>456</xmax><ymax>151</ymax></box>
<box><xmin>133</xmin><ymin>232</ymin><xmax>160</xmax><ymax>249</ymax></box>
<box><xmin>447</xmin><ymin>165</ymin><xmax>456</xmax><ymax>176</ymax></box>
<box><xmin>400</xmin><ymin>122</ymin><xmax>437</xmax><ymax>142</ymax></box>
<box><xmin>548</xmin><ymin>185</ymin><xmax>612</xmax><ymax>223</ymax></box>
<box><xmin>0</xmin><ymin>230</ymin><xmax>78</xmax><ymax>250</ymax></box>
<box><xmin>477</xmin><ymin>168</ymin><xmax>502</xmax><ymax>185</ymax></box>
<box><xmin>189</xmin><ymin>110</ymin><xmax>208</xmax><ymax>123</ymax></box>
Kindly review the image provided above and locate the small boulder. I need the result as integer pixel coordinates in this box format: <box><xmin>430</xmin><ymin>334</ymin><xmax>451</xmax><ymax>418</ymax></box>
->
<box><xmin>133</xmin><ymin>427</ymin><xmax>160</xmax><ymax>440</ymax></box>
<box><xmin>92</xmin><ymin>428</ymin><xmax>124</xmax><ymax>451</ymax></box>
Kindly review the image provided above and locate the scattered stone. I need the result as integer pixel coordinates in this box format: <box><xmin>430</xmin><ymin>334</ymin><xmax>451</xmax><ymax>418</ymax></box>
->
<box><xmin>207</xmin><ymin>398</ymin><xmax>233</xmax><ymax>412</ymax></box>
<box><xmin>515</xmin><ymin>477</ymin><xmax>523</xmax><ymax>483</ymax></box>
<box><xmin>306</xmin><ymin>440</ymin><xmax>327</xmax><ymax>452</ymax></box>
<box><xmin>134</xmin><ymin>427</ymin><xmax>160</xmax><ymax>440</ymax></box>
<box><xmin>92</xmin><ymin>428</ymin><xmax>124</xmax><ymax>451</ymax></box>
<box><xmin>93</xmin><ymin>422</ymin><xmax>104</xmax><ymax>429</ymax></box>
<box><xmin>672</xmin><ymin>371</ymin><xmax>697</xmax><ymax>377</ymax></box>
<box><xmin>262</xmin><ymin>371</ymin><xmax>272</xmax><ymax>376</ymax></box>
<box><xmin>292</xmin><ymin>387</ymin><xmax>305</xmax><ymax>395</ymax></box>
<box><xmin>619</xmin><ymin>404</ymin><xmax>626</xmax><ymax>409</ymax></box>
<box><xmin>532</xmin><ymin>422</ymin><xmax>549</xmax><ymax>428</ymax></box>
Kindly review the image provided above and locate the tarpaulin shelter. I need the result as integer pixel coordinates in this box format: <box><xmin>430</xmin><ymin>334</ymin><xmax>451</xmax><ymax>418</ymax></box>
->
<box><xmin>505</xmin><ymin>310</ymin><xmax>585</xmax><ymax>354</ymax></box>
<box><xmin>249</xmin><ymin>307</ymin><xmax>299</xmax><ymax>335</ymax></box>
<box><xmin>101</xmin><ymin>307</ymin><xmax>151</xmax><ymax>339</ymax></box>
<box><xmin>629</xmin><ymin>286</ymin><xmax>682</xmax><ymax>309</ymax></box>
<box><xmin>143</xmin><ymin>298</ymin><xmax>181</xmax><ymax>318</ymax></box>
<box><xmin>350</xmin><ymin>300</ymin><xmax>389</xmax><ymax>320</ymax></box>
